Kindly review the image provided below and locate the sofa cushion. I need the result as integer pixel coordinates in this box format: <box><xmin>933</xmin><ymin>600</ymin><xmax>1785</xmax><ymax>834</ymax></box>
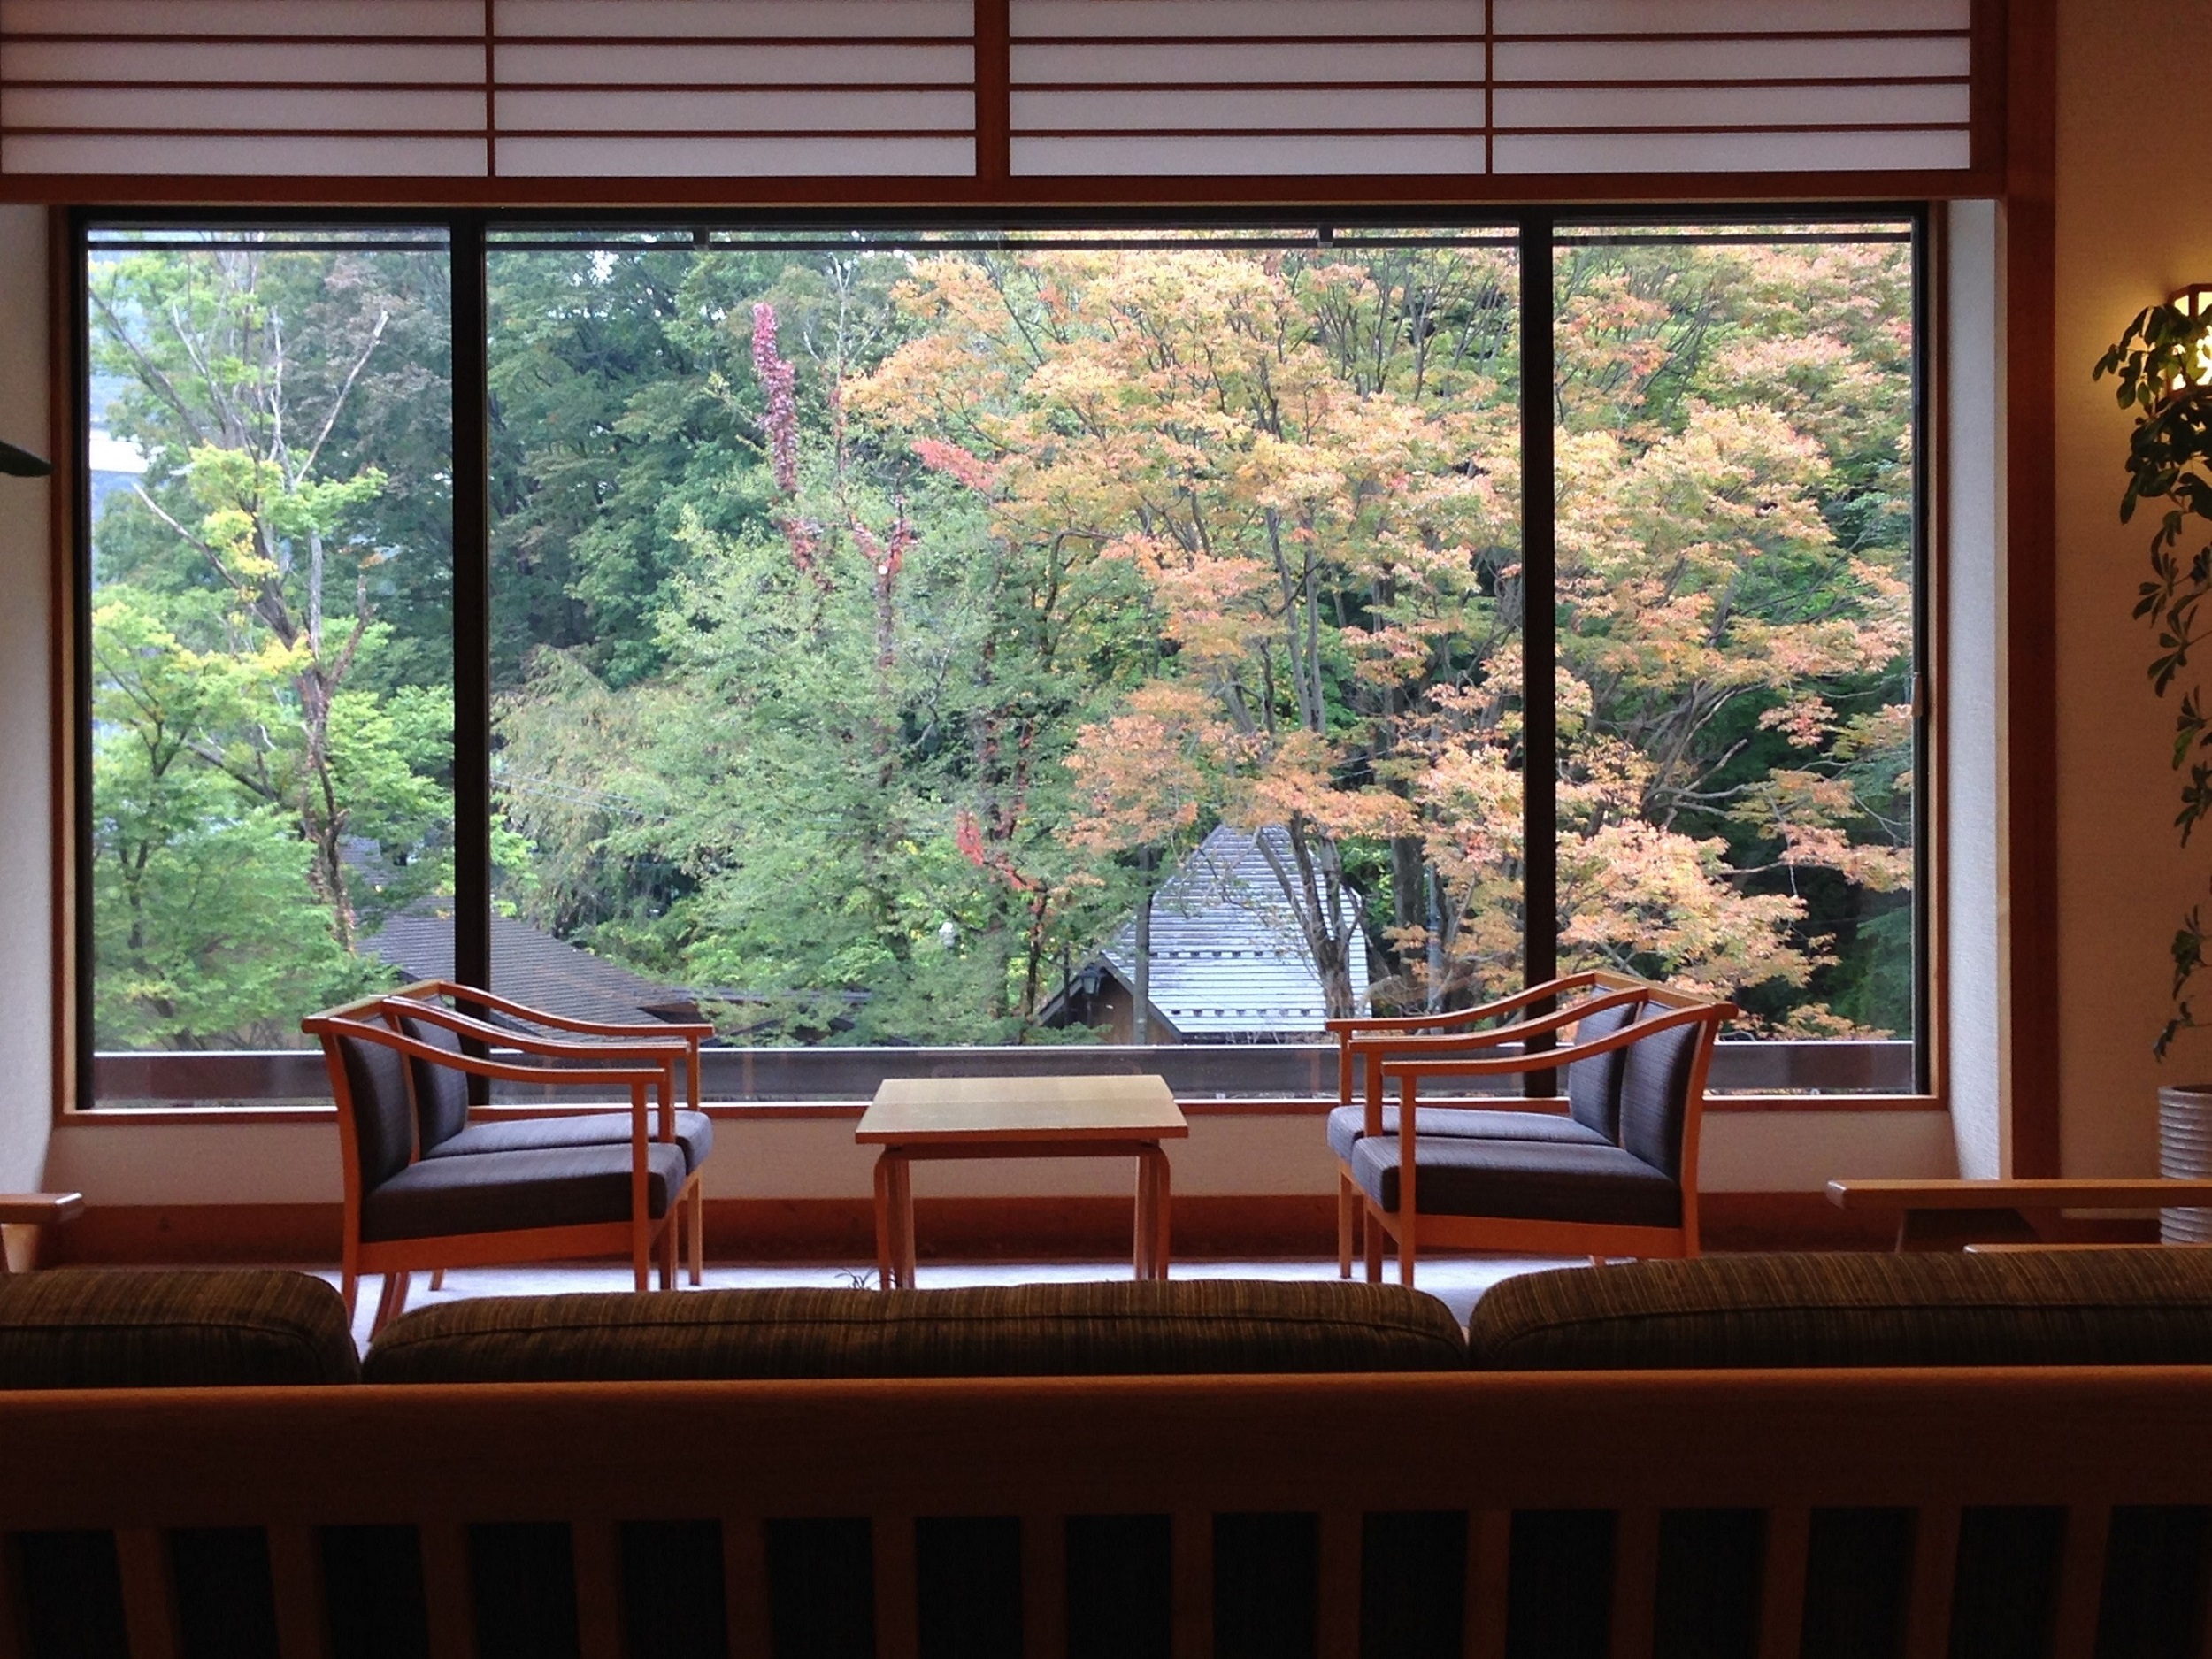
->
<box><xmin>396</xmin><ymin>1013</ymin><xmax>472</xmax><ymax>1154</ymax></box>
<box><xmin>359</xmin><ymin>1141</ymin><xmax>687</xmax><ymax>1242</ymax></box>
<box><xmin>364</xmin><ymin>1279</ymin><xmax>1466</xmax><ymax>1382</ymax></box>
<box><xmin>1325</xmin><ymin>1103</ymin><xmax>1607</xmax><ymax>1164</ymax></box>
<box><xmin>1467</xmin><ymin>1250</ymin><xmax>2212</xmax><ymax>1370</ymax></box>
<box><xmin>1617</xmin><ymin>1018</ymin><xmax>1704</xmax><ymax>1179</ymax></box>
<box><xmin>1564</xmin><ymin>997</ymin><xmax>1641</xmax><ymax>1140</ymax></box>
<box><xmin>431</xmin><ymin>1109</ymin><xmax>714</xmax><ymax>1174</ymax></box>
<box><xmin>1348</xmin><ymin>1135</ymin><xmax>1682</xmax><ymax>1227</ymax></box>
<box><xmin>0</xmin><ymin>1269</ymin><xmax>359</xmax><ymax>1387</ymax></box>
<box><xmin>334</xmin><ymin>1031</ymin><xmax>416</xmax><ymax>1189</ymax></box>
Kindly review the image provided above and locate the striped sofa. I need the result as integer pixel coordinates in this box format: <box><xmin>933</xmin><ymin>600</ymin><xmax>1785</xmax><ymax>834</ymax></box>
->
<box><xmin>6</xmin><ymin>1255</ymin><xmax>2212</xmax><ymax>1657</ymax></box>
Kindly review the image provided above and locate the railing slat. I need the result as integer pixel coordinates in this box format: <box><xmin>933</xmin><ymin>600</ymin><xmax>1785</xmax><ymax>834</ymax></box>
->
<box><xmin>1171</xmin><ymin>1509</ymin><xmax>1211</xmax><ymax>1659</ymax></box>
<box><xmin>2050</xmin><ymin>1504</ymin><xmax>2111</xmax><ymax>1659</ymax></box>
<box><xmin>0</xmin><ymin>1535</ymin><xmax>27</xmax><ymax>1659</ymax></box>
<box><xmin>1020</xmin><ymin>1512</ymin><xmax>1065</xmax><ymax>1659</ymax></box>
<box><xmin>419</xmin><ymin>1521</ymin><xmax>474</xmax><ymax>1659</ymax></box>
<box><xmin>873</xmin><ymin>1514</ymin><xmax>918</xmax><ymax>1659</ymax></box>
<box><xmin>1609</xmin><ymin>1508</ymin><xmax>1658</xmax><ymax>1659</ymax></box>
<box><xmin>1756</xmin><ymin>1506</ymin><xmax>1809</xmax><ymax>1659</ymax></box>
<box><xmin>723</xmin><ymin>1517</ymin><xmax>772</xmax><ymax>1659</ymax></box>
<box><xmin>114</xmin><ymin>1529</ymin><xmax>178</xmax><ymax>1659</ymax></box>
<box><xmin>571</xmin><ymin>1521</ymin><xmax>621</xmax><ymax>1659</ymax></box>
<box><xmin>266</xmin><ymin>1525</ymin><xmax>328</xmax><ymax>1659</ymax></box>
<box><xmin>1317</xmin><ymin>1510</ymin><xmax>1360</xmax><ymax>1658</ymax></box>
<box><xmin>1901</xmin><ymin>1505</ymin><xmax>1960</xmax><ymax>1659</ymax></box>
<box><xmin>1464</xmin><ymin>1509</ymin><xmax>1510</xmax><ymax>1659</ymax></box>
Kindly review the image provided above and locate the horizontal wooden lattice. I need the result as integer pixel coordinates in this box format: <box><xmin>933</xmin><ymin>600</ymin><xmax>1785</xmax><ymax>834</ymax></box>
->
<box><xmin>0</xmin><ymin>0</ymin><xmax>1986</xmax><ymax>186</ymax></box>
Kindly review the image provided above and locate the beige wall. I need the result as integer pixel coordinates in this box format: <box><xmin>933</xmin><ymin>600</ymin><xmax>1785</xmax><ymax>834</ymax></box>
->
<box><xmin>41</xmin><ymin>1108</ymin><xmax>1955</xmax><ymax>1209</ymax></box>
<box><xmin>2052</xmin><ymin>0</ymin><xmax>2212</xmax><ymax>1172</ymax></box>
<box><xmin>0</xmin><ymin>205</ymin><xmax>53</xmax><ymax>1263</ymax></box>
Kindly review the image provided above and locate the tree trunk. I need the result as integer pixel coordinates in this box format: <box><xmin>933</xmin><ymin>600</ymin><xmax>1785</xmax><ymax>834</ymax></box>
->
<box><xmin>1133</xmin><ymin>846</ymin><xmax>1156</xmax><ymax>1044</ymax></box>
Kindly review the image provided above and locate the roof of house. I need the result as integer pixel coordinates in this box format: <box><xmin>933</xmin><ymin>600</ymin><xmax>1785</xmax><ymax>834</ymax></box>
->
<box><xmin>361</xmin><ymin>910</ymin><xmax>700</xmax><ymax>1028</ymax></box>
<box><xmin>1079</xmin><ymin>825</ymin><xmax>1371</xmax><ymax>1037</ymax></box>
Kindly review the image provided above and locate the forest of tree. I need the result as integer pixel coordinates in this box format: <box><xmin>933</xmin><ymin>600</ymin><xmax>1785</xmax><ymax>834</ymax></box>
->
<box><xmin>88</xmin><ymin>226</ymin><xmax>1916</xmax><ymax>1054</ymax></box>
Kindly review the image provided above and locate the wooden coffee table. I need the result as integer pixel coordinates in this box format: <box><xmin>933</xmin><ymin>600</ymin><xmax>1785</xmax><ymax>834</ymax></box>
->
<box><xmin>857</xmin><ymin>1075</ymin><xmax>1188</xmax><ymax>1288</ymax></box>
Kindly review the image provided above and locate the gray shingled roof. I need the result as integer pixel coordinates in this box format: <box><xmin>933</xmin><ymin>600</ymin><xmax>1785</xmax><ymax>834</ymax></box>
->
<box><xmin>362</xmin><ymin>911</ymin><xmax>699</xmax><ymax>1028</ymax></box>
<box><xmin>1095</xmin><ymin>825</ymin><xmax>1370</xmax><ymax>1036</ymax></box>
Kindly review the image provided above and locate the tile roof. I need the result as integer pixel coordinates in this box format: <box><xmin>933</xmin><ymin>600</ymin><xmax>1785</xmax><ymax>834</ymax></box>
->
<box><xmin>1094</xmin><ymin>825</ymin><xmax>1370</xmax><ymax>1037</ymax></box>
<box><xmin>361</xmin><ymin>911</ymin><xmax>700</xmax><ymax>1028</ymax></box>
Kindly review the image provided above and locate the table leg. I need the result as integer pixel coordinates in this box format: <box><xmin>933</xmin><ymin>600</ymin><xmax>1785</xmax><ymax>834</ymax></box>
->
<box><xmin>872</xmin><ymin>1153</ymin><xmax>895</xmax><ymax>1290</ymax></box>
<box><xmin>891</xmin><ymin>1154</ymin><xmax>917</xmax><ymax>1288</ymax></box>
<box><xmin>1133</xmin><ymin>1152</ymin><xmax>1153</xmax><ymax>1279</ymax></box>
<box><xmin>1152</xmin><ymin>1147</ymin><xmax>1172</xmax><ymax>1279</ymax></box>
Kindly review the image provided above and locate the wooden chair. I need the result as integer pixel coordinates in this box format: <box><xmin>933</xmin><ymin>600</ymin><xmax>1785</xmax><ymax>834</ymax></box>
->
<box><xmin>1343</xmin><ymin>982</ymin><xmax>1737</xmax><ymax>1286</ymax></box>
<box><xmin>1326</xmin><ymin>971</ymin><xmax>1655</xmax><ymax>1279</ymax></box>
<box><xmin>379</xmin><ymin>980</ymin><xmax>714</xmax><ymax>1290</ymax></box>
<box><xmin>303</xmin><ymin>992</ymin><xmax>697</xmax><ymax>1333</ymax></box>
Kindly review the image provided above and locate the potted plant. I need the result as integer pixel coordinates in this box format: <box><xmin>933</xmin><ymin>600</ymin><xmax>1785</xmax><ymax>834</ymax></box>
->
<box><xmin>2097</xmin><ymin>289</ymin><xmax>2212</xmax><ymax>1237</ymax></box>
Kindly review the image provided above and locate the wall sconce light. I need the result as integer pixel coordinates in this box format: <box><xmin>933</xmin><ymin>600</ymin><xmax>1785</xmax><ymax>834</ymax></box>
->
<box><xmin>2171</xmin><ymin>285</ymin><xmax>2212</xmax><ymax>397</ymax></box>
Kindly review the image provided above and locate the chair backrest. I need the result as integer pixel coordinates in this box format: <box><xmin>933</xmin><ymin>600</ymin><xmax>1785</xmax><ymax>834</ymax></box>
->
<box><xmin>1617</xmin><ymin>1014</ymin><xmax>1713</xmax><ymax>1182</ymax></box>
<box><xmin>392</xmin><ymin>1005</ymin><xmax>472</xmax><ymax>1153</ymax></box>
<box><xmin>1563</xmin><ymin>997</ymin><xmax>1641</xmax><ymax>1141</ymax></box>
<box><xmin>328</xmin><ymin>1027</ymin><xmax>417</xmax><ymax>1193</ymax></box>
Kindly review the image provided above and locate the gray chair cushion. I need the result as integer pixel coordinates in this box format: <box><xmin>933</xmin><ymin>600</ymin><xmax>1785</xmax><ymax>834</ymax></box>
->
<box><xmin>359</xmin><ymin>1141</ymin><xmax>687</xmax><ymax>1242</ymax></box>
<box><xmin>1564</xmin><ymin>998</ymin><xmax>1641</xmax><ymax>1139</ymax></box>
<box><xmin>0</xmin><ymin>1269</ymin><xmax>359</xmax><ymax>1387</ymax></box>
<box><xmin>365</xmin><ymin>1279</ymin><xmax>1466</xmax><ymax>1382</ymax></box>
<box><xmin>334</xmin><ymin>1032</ymin><xmax>415</xmax><ymax>1188</ymax></box>
<box><xmin>1348</xmin><ymin>1135</ymin><xmax>1682</xmax><ymax>1227</ymax></box>
<box><xmin>396</xmin><ymin>1013</ymin><xmax>472</xmax><ymax>1153</ymax></box>
<box><xmin>1467</xmin><ymin>1250</ymin><xmax>2212</xmax><ymax>1370</ymax></box>
<box><xmin>431</xmin><ymin>1108</ymin><xmax>714</xmax><ymax>1174</ymax></box>
<box><xmin>1326</xmin><ymin>1103</ymin><xmax>1607</xmax><ymax>1164</ymax></box>
<box><xmin>1618</xmin><ymin>1018</ymin><xmax>1704</xmax><ymax>1179</ymax></box>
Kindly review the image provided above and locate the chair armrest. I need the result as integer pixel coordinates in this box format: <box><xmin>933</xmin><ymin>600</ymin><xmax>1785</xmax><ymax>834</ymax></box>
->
<box><xmin>1379</xmin><ymin>1000</ymin><xmax>1738</xmax><ymax>1084</ymax></box>
<box><xmin>1346</xmin><ymin>987</ymin><xmax>1646</xmax><ymax>1065</ymax></box>
<box><xmin>398</xmin><ymin>979</ymin><xmax>713</xmax><ymax>1042</ymax></box>
<box><xmin>384</xmin><ymin>997</ymin><xmax>691</xmax><ymax>1063</ymax></box>
<box><xmin>1324</xmin><ymin>972</ymin><xmax>1607</xmax><ymax>1038</ymax></box>
<box><xmin>306</xmin><ymin>1015</ymin><xmax>673</xmax><ymax>1093</ymax></box>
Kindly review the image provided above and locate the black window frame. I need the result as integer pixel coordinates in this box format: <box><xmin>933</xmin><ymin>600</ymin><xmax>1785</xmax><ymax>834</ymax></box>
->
<box><xmin>68</xmin><ymin>201</ymin><xmax>1933</xmax><ymax>1108</ymax></box>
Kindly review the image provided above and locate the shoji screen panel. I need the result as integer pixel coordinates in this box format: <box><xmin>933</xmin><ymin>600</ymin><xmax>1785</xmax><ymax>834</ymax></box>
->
<box><xmin>0</xmin><ymin>0</ymin><xmax>489</xmax><ymax>176</ymax></box>
<box><xmin>492</xmin><ymin>0</ymin><xmax>974</xmax><ymax>178</ymax></box>
<box><xmin>0</xmin><ymin>0</ymin><xmax>1994</xmax><ymax>191</ymax></box>
<box><xmin>1008</xmin><ymin>0</ymin><xmax>1486</xmax><ymax>178</ymax></box>
<box><xmin>1490</xmin><ymin>0</ymin><xmax>1974</xmax><ymax>174</ymax></box>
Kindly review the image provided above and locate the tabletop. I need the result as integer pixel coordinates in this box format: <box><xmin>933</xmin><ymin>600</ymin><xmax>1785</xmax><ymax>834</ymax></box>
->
<box><xmin>858</xmin><ymin>1074</ymin><xmax>1188</xmax><ymax>1146</ymax></box>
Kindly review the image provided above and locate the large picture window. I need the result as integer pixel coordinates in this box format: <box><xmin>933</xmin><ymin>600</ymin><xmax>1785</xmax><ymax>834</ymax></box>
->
<box><xmin>79</xmin><ymin>211</ymin><xmax>1923</xmax><ymax>1108</ymax></box>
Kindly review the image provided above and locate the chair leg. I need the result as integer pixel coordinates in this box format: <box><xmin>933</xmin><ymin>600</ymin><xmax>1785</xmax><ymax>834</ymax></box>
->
<box><xmin>658</xmin><ymin>1208</ymin><xmax>677</xmax><ymax>1291</ymax></box>
<box><xmin>1363</xmin><ymin>1203</ymin><xmax>1384</xmax><ymax>1285</ymax></box>
<box><xmin>370</xmin><ymin>1271</ymin><xmax>411</xmax><ymax>1337</ymax></box>
<box><xmin>341</xmin><ymin>1267</ymin><xmax>358</xmax><ymax>1320</ymax></box>
<box><xmin>689</xmin><ymin>1177</ymin><xmax>705</xmax><ymax>1286</ymax></box>
<box><xmin>1337</xmin><ymin>1172</ymin><xmax>1356</xmax><ymax>1279</ymax></box>
<box><xmin>429</xmin><ymin>1268</ymin><xmax>446</xmax><ymax>1292</ymax></box>
<box><xmin>1398</xmin><ymin>1215</ymin><xmax>1417</xmax><ymax>1290</ymax></box>
<box><xmin>634</xmin><ymin>1230</ymin><xmax>650</xmax><ymax>1293</ymax></box>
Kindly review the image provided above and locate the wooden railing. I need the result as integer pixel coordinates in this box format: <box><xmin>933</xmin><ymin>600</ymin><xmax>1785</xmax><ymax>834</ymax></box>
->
<box><xmin>88</xmin><ymin>1039</ymin><xmax>1919</xmax><ymax>1109</ymax></box>
<box><xmin>0</xmin><ymin>1366</ymin><xmax>2204</xmax><ymax>1658</ymax></box>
